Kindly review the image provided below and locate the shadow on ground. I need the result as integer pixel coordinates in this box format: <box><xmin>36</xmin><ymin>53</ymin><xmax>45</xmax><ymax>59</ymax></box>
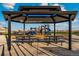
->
<box><xmin>41</xmin><ymin>47</ymin><xmax>79</xmax><ymax>56</ymax></box>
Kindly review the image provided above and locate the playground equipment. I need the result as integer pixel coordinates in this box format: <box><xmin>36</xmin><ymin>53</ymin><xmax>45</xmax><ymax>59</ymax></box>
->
<box><xmin>26</xmin><ymin>25</ymin><xmax>51</xmax><ymax>35</ymax></box>
<box><xmin>40</xmin><ymin>25</ymin><xmax>51</xmax><ymax>35</ymax></box>
<box><xmin>29</xmin><ymin>27</ymin><xmax>37</xmax><ymax>35</ymax></box>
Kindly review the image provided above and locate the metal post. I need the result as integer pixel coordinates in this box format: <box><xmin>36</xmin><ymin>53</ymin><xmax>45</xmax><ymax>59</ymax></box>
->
<box><xmin>8</xmin><ymin>14</ymin><xmax>11</xmax><ymax>51</ymax></box>
<box><xmin>22</xmin><ymin>22</ymin><xmax>25</xmax><ymax>43</ymax></box>
<box><xmin>23</xmin><ymin>16</ymin><xmax>27</xmax><ymax>42</ymax></box>
<box><xmin>54</xmin><ymin>22</ymin><xmax>56</xmax><ymax>43</ymax></box>
<box><xmin>44</xmin><ymin>25</ymin><xmax>46</xmax><ymax>35</ymax></box>
<box><xmin>23</xmin><ymin>22</ymin><xmax>25</xmax><ymax>35</ymax></box>
<box><xmin>41</xmin><ymin>25</ymin><xmax>42</xmax><ymax>35</ymax></box>
<box><xmin>50</xmin><ymin>16</ymin><xmax>56</xmax><ymax>43</ymax></box>
<box><xmin>68</xmin><ymin>14</ymin><xmax>72</xmax><ymax>50</ymax></box>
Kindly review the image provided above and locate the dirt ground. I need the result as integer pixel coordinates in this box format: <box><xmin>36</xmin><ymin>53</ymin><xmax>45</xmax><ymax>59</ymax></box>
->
<box><xmin>0</xmin><ymin>34</ymin><xmax>79</xmax><ymax>56</ymax></box>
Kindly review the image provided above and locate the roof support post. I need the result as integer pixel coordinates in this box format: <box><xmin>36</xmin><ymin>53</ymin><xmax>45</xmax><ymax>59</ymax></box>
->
<box><xmin>8</xmin><ymin>14</ymin><xmax>11</xmax><ymax>51</ymax></box>
<box><xmin>51</xmin><ymin>16</ymin><xmax>56</xmax><ymax>43</ymax></box>
<box><xmin>68</xmin><ymin>14</ymin><xmax>72</xmax><ymax>50</ymax></box>
<box><xmin>23</xmin><ymin>22</ymin><xmax>25</xmax><ymax>40</ymax></box>
<box><xmin>54</xmin><ymin>22</ymin><xmax>56</xmax><ymax>43</ymax></box>
<box><xmin>41</xmin><ymin>25</ymin><xmax>42</xmax><ymax>35</ymax></box>
<box><xmin>23</xmin><ymin>16</ymin><xmax>27</xmax><ymax>41</ymax></box>
<box><xmin>23</xmin><ymin>22</ymin><xmax>25</xmax><ymax>35</ymax></box>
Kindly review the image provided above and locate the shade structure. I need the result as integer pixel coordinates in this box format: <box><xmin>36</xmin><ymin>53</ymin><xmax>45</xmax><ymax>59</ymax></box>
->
<box><xmin>19</xmin><ymin>6</ymin><xmax>61</xmax><ymax>11</ymax></box>
<box><xmin>2</xmin><ymin>6</ymin><xmax>78</xmax><ymax>51</ymax></box>
<box><xmin>2</xmin><ymin>11</ymin><xmax>77</xmax><ymax>23</ymax></box>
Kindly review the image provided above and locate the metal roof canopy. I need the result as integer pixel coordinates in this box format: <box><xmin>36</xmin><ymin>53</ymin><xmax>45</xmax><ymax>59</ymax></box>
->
<box><xmin>2</xmin><ymin>11</ymin><xmax>77</xmax><ymax>23</ymax></box>
<box><xmin>18</xmin><ymin>6</ymin><xmax>61</xmax><ymax>11</ymax></box>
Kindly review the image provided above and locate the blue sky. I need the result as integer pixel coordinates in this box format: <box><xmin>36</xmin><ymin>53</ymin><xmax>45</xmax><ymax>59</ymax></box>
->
<box><xmin>0</xmin><ymin>3</ymin><xmax>79</xmax><ymax>31</ymax></box>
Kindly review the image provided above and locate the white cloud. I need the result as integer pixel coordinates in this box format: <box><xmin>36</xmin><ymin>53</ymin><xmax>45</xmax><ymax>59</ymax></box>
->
<box><xmin>60</xmin><ymin>5</ymin><xmax>66</xmax><ymax>11</ymax></box>
<box><xmin>72</xmin><ymin>18</ymin><xmax>79</xmax><ymax>30</ymax></box>
<box><xmin>0</xmin><ymin>21</ymin><xmax>6</xmax><ymax>25</ymax></box>
<box><xmin>3</xmin><ymin>3</ymin><xmax>15</xmax><ymax>10</ymax></box>
<box><xmin>53</xmin><ymin>3</ymin><xmax>59</xmax><ymax>6</ymax></box>
<box><xmin>49</xmin><ymin>19</ymin><xmax>79</xmax><ymax>30</ymax></box>
<box><xmin>40</xmin><ymin>3</ymin><xmax>48</xmax><ymax>6</ymax></box>
<box><xmin>49</xmin><ymin>22</ymin><xmax>68</xmax><ymax>30</ymax></box>
<box><xmin>0</xmin><ymin>21</ymin><xmax>7</xmax><ymax>27</ymax></box>
<box><xmin>52</xmin><ymin>3</ymin><xmax>67</xmax><ymax>11</ymax></box>
<box><xmin>72</xmin><ymin>23</ymin><xmax>79</xmax><ymax>30</ymax></box>
<box><xmin>40</xmin><ymin>3</ymin><xmax>66</xmax><ymax>11</ymax></box>
<box><xmin>73</xmin><ymin>18</ymin><xmax>79</xmax><ymax>23</ymax></box>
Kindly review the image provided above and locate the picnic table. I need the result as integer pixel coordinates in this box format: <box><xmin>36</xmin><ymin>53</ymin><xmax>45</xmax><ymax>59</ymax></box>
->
<box><xmin>15</xmin><ymin>34</ymin><xmax>65</xmax><ymax>45</ymax></box>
